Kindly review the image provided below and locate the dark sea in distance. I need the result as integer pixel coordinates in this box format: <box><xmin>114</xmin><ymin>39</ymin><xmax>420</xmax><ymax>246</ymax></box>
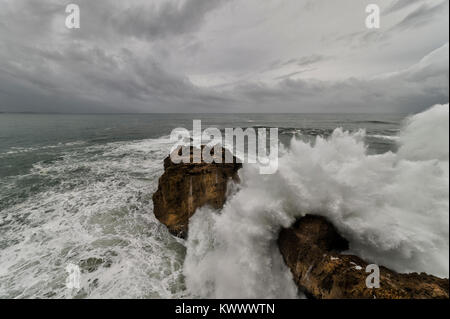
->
<box><xmin>0</xmin><ymin>113</ymin><xmax>404</xmax><ymax>176</ymax></box>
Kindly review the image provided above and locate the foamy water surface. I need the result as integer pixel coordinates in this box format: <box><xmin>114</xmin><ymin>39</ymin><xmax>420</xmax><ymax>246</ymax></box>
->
<box><xmin>0</xmin><ymin>108</ymin><xmax>447</xmax><ymax>298</ymax></box>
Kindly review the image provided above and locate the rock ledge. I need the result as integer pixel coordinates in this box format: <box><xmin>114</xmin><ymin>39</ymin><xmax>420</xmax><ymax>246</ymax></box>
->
<box><xmin>153</xmin><ymin>146</ymin><xmax>241</xmax><ymax>238</ymax></box>
<box><xmin>278</xmin><ymin>215</ymin><xmax>449</xmax><ymax>299</ymax></box>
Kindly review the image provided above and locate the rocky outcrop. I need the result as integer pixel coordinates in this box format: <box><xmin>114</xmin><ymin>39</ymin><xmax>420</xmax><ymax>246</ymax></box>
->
<box><xmin>153</xmin><ymin>146</ymin><xmax>241</xmax><ymax>238</ymax></box>
<box><xmin>278</xmin><ymin>215</ymin><xmax>449</xmax><ymax>299</ymax></box>
<box><xmin>152</xmin><ymin>150</ymin><xmax>448</xmax><ymax>298</ymax></box>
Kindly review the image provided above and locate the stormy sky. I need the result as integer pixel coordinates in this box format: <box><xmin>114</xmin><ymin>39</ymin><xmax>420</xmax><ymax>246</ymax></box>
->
<box><xmin>0</xmin><ymin>0</ymin><xmax>448</xmax><ymax>113</ymax></box>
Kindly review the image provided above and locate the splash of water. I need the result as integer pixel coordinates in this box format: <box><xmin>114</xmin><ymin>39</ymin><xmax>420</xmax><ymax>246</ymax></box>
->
<box><xmin>184</xmin><ymin>104</ymin><xmax>449</xmax><ymax>298</ymax></box>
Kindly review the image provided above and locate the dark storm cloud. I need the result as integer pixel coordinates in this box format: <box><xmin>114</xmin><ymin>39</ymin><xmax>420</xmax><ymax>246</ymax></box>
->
<box><xmin>112</xmin><ymin>0</ymin><xmax>228</xmax><ymax>40</ymax></box>
<box><xmin>233</xmin><ymin>44</ymin><xmax>449</xmax><ymax>113</ymax></box>
<box><xmin>0</xmin><ymin>0</ymin><xmax>448</xmax><ymax>113</ymax></box>
<box><xmin>0</xmin><ymin>0</ymin><xmax>235</xmax><ymax>112</ymax></box>
<box><xmin>7</xmin><ymin>0</ymin><xmax>229</xmax><ymax>41</ymax></box>
<box><xmin>34</xmin><ymin>0</ymin><xmax>229</xmax><ymax>42</ymax></box>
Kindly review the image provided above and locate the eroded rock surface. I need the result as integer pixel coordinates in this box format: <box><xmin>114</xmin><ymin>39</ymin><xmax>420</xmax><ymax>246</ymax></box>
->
<box><xmin>278</xmin><ymin>215</ymin><xmax>449</xmax><ymax>299</ymax></box>
<box><xmin>152</xmin><ymin>146</ymin><xmax>241</xmax><ymax>238</ymax></box>
<box><xmin>152</xmin><ymin>149</ymin><xmax>448</xmax><ymax>298</ymax></box>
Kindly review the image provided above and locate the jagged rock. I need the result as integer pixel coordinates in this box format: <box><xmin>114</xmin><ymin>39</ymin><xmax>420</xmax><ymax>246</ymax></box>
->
<box><xmin>152</xmin><ymin>150</ymin><xmax>448</xmax><ymax>298</ymax></box>
<box><xmin>278</xmin><ymin>215</ymin><xmax>449</xmax><ymax>299</ymax></box>
<box><xmin>153</xmin><ymin>146</ymin><xmax>242</xmax><ymax>238</ymax></box>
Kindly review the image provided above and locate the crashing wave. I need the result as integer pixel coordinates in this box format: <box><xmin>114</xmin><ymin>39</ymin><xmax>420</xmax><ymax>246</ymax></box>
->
<box><xmin>184</xmin><ymin>104</ymin><xmax>449</xmax><ymax>298</ymax></box>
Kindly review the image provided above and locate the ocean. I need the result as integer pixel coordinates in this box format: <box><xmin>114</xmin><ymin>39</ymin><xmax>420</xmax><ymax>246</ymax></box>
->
<box><xmin>0</xmin><ymin>109</ymin><xmax>448</xmax><ymax>298</ymax></box>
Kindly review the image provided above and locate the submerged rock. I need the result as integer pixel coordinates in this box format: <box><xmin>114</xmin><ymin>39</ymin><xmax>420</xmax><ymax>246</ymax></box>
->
<box><xmin>79</xmin><ymin>257</ymin><xmax>105</xmax><ymax>273</ymax></box>
<box><xmin>278</xmin><ymin>215</ymin><xmax>449</xmax><ymax>299</ymax></box>
<box><xmin>152</xmin><ymin>146</ymin><xmax>241</xmax><ymax>238</ymax></box>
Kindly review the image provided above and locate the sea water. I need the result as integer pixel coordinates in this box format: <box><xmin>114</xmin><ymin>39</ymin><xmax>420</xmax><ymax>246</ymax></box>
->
<box><xmin>0</xmin><ymin>107</ymin><xmax>448</xmax><ymax>298</ymax></box>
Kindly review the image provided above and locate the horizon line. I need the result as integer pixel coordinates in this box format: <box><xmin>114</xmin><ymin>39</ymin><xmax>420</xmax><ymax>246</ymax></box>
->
<box><xmin>0</xmin><ymin>111</ymin><xmax>412</xmax><ymax>115</ymax></box>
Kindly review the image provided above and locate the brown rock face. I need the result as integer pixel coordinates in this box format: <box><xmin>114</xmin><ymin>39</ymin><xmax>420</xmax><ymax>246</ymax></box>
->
<box><xmin>278</xmin><ymin>215</ymin><xmax>449</xmax><ymax>299</ymax></box>
<box><xmin>153</xmin><ymin>146</ymin><xmax>242</xmax><ymax>238</ymax></box>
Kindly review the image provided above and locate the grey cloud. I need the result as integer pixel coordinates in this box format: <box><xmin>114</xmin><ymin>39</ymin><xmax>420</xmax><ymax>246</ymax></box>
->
<box><xmin>231</xmin><ymin>44</ymin><xmax>449</xmax><ymax>113</ymax></box>
<box><xmin>0</xmin><ymin>0</ymin><xmax>448</xmax><ymax>114</ymax></box>
<box><xmin>2</xmin><ymin>0</ymin><xmax>228</xmax><ymax>43</ymax></box>
<box><xmin>1</xmin><ymin>41</ymin><xmax>448</xmax><ymax>113</ymax></box>
<box><xmin>391</xmin><ymin>1</ymin><xmax>448</xmax><ymax>32</ymax></box>
<box><xmin>334</xmin><ymin>30</ymin><xmax>389</xmax><ymax>49</ymax></box>
<box><xmin>111</xmin><ymin>0</ymin><xmax>229</xmax><ymax>40</ymax></box>
<box><xmin>48</xmin><ymin>0</ymin><xmax>225</xmax><ymax>49</ymax></box>
<box><xmin>384</xmin><ymin>0</ymin><xmax>425</xmax><ymax>15</ymax></box>
<box><xmin>296</xmin><ymin>54</ymin><xmax>328</xmax><ymax>66</ymax></box>
<box><xmin>265</xmin><ymin>55</ymin><xmax>327</xmax><ymax>79</ymax></box>
<box><xmin>336</xmin><ymin>1</ymin><xmax>447</xmax><ymax>48</ymax></box>
<box><xmin>0</xmin><ymin>0</ymin><xmax>234</xmax><ymax>113</ymax></box>
<box><xmin>281</xmin><ymin>54</ymin><xmax>328</xmax><ymax>67</ymax></box>
<box><xmin>273</xmin><ymin>68</ymin><xmax>316</xmax><ymax>81</ymax></box>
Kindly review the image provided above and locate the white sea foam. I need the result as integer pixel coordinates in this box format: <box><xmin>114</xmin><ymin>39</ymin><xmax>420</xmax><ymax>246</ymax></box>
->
<box><xmin>184</xmin><ymin>104</ymin><xmax>449</xmax><ymax>298</ymax></box>
<box><xmin>1</xmin><ymin>141</ymin><xmax>87</xmax><ymax>155</ymax></box>
<box><xmin>367</xmin><ymin>134</ymin><xmax>400</xmax><ymax>141</ymax></box>
<box><xmin>398</xmin><ymin>104</ymin><xmax>449</xmax><ymax>161</ymax></box>
<box><xmin>1</xmin><ymin>106</ymin><xmax>448</xmax><ymax>299</ymax></box>
<box><xmin>0</xmin><ymin>136</ymin><xmax>187</xmax><ymax>298</ymax></box>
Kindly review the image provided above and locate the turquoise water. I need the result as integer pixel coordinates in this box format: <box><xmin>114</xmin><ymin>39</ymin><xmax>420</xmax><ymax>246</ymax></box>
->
<box><xmin>0</xmin><ymin>113</ymin><xmax>405</xmax><ymax>298</ymax></box>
